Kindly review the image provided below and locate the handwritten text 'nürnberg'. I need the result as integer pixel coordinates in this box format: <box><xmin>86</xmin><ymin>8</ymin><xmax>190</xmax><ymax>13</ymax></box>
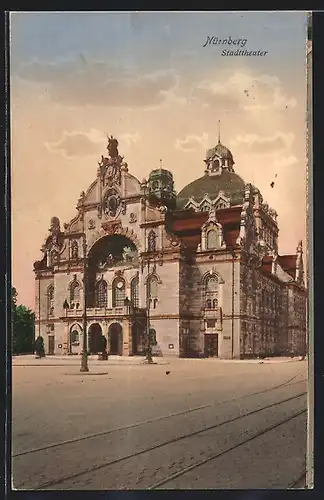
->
<box><xmin>203</xmin><ymin>36</ymin><xmax>268</xmax><ymax>57</ymax></box>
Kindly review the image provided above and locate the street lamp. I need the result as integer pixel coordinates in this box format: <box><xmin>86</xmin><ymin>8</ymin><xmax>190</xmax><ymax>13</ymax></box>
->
<box><xmin>145</xmin><ymin>259</ymin><xmax>154</xmax><ymax>364</ymax></box>
<box><xmin>230</xmin><ymin>248</ymin><xmax>236</xmax><ymax>360</ymax></box>
<box><xmin>80</xmin><ymin>231</ymin><xmax>89</xmax><ymax>372</ymax></box>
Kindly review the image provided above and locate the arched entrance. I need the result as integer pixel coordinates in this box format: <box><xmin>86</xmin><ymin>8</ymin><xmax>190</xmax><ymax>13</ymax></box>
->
<box><xmin>109</xmin><ymin>323</ymin><xmax>123</xmax><ymax>355</ymax></box>
<box><xmin>88</xmin><ymin>323</ymin><xmax>103</xmax><ymax>354</ymax></box>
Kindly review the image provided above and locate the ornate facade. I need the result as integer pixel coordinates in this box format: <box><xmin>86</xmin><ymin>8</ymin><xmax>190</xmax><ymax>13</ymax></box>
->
<box><xmin>33</xmin><ymin>135</ymin><xmax>307</xmax><ymax>358</ymax></box>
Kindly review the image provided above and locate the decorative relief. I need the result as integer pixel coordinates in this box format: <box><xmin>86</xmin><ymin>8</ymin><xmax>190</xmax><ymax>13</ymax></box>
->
<box><xmin>101</xmin><ymin>221</ymin><xmax>122</xmax><ymax>235</ymax></box>
<box><xmin>129</xmin><ymin>212</ymin><xmax>137</xmax><ymax>223</ymax></box>
<box><xmin>88</xmin><ymin>219</ymin><xmax>96</xmax><ymax>230</ymax></box>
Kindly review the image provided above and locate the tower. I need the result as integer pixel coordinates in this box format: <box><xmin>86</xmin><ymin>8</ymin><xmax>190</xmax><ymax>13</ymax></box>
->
<box><xmin>146</xmin><ymin>159</ymin><xmax>176</xmax><ymax>209</ymax></box>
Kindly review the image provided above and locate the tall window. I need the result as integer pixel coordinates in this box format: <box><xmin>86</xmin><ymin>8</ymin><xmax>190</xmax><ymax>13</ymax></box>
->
<box><xmin>207</xmin><ymin>229</ymin><xmax>219</xmax><ymax>249</ymax></box>
<box><xmin>131</xmin><ymin>275</ymin><xmax>139</xmax><ymax>308</ymax></box>
<box><xmin>95</xmin><ymin>280</ymin><xmax>107</xmax><ymax>308</ymax></box>
<box><xmin>47</xmin><ymin>284</ymin><xmax>54</xmax><ymax>317</ymax></box>
<box><xmin>204</xmin><ymin>275</ymin><xmax>219</xmax><ymax>310</ymax></box>
<box><xmin>147</xmin><ymin>275</ymin><xmax>158</xmax><ymax>309</ymax></box>
<box><xmin>148</xmin><ymin>230</ymin><xmax>157</xmax><ymax>252</ymax></box>
<box><xmin>70</xmin><ymin>280</ymin><xmax>81</xmax><ymax>309</ymax></box>
<box><xmin>112</xmin><ymin>278</ymin><xmax>125</xmax><ymax>307</ymax></box>
<box><xmin>71</xmin><ymin>241</ymin><xmax>79</xmax><ymax>260</ymax></box>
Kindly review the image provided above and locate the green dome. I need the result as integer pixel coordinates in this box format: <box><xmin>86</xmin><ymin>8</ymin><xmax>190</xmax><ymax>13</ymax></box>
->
<box><xmin>177</xmin><ymin>170</ymin><xmax>246</xmax><ymax>209</ymax></box>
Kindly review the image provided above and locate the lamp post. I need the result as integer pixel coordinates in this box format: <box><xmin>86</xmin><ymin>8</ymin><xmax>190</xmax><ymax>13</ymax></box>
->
<box><xmin>230</xmin><ymin>248</ymin><xmax>236</xmax><ymax>360</ymax></box>
<box><xmin>145</xmin><ymin>259</ymin><xmax>154</xmax><ymax>363</ymax></box>
<box><xmin>38</xmin><ymin>274</ymin><xmax>41</xmax><ymax>338</ymax></box>
<box><xmin>80</xmin><ymin>231</ymin><xmax>89</xmax><ymax>372</ymax></box>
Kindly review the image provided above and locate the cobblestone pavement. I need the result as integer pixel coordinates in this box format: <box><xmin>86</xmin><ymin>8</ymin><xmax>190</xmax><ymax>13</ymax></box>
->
<box><xmin>12</xmin><ymin>358</ymin><xmax>309</xmax><ymax>490</ymax></box>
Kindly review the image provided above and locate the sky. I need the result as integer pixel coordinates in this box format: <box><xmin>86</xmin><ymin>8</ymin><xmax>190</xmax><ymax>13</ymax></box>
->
<box><xmin>10</xmin><ymin>11</ymin><xmax>309</xmax><ymax>310</ymax></box>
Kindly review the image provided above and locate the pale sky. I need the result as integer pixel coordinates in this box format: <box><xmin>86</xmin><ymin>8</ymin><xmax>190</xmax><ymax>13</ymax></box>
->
<box><xmin>10</xmin><ymin>11</ymin><xmax>308</xmax><ymax>310</ymax></box>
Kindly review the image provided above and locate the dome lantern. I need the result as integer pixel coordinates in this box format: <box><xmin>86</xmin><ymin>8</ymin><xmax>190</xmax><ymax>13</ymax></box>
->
<box><xmin>204</xmin><ymin>121</ymin><xmax>235</xmax><ymax>176</ymax></box>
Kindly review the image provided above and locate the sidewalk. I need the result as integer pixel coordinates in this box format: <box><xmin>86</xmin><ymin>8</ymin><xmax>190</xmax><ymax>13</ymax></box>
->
<box><xmin>12</xmin><ymin>354</ymin><xmax>305</xmax><ymax>367</ymax></box>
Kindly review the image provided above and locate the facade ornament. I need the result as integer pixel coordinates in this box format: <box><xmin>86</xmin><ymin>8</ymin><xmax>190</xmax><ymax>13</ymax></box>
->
<box><xmin>200</xmin><ymin>207</ymin><xmax>226</xmax><ymax>251</ymax></box>
<box><xmin>101</xmin><ymin>220</ymin><xmax>122</xmax><ymax>235</ymax></box>
<box><xmin>103</xmin><ymin>190</ymin><xmax>121</xmax><ymax>218</ymax></box>
<box><xmin>129</xmin><ymin>212</ymin><xmax>137</xmax><ymax>223</ymax></box>
<box><xmin>295</xmin><ymin>240</ymin><xmax>304</xmax><ymax>285</ymax></box>
<box><xmin>121</xmin><ymin>200</ymin><xmax>127</xmax><ymax>215</ymax></box>
<box><xmin>271</xmin><ymin>249</ymin><xmax>278</xmax><ymax>275</ymax></box>
<box><xmin>88</xmin><ymin>219</ymin><xmax>96</xmax><ymax>230</ymax></box>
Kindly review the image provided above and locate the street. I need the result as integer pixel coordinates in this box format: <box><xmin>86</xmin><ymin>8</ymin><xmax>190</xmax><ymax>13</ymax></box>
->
<box><xmin>12</xmin><ymin>356</ymin><xmax>308</xmax><ymax>490</ymax></box>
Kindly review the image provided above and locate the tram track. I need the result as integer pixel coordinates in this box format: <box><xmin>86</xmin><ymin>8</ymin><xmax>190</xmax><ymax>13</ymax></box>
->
<box><xmin>148</xmin><ymin>408</ymin><xmax>307</xmax><ymax>489</ymax></box>
<box><xmin>13</xmin><ymin>375</ymin><xmax>305</xmax><ymax>458</ymax></box>
<box><xmin>28</xmin><ymin>390</ymin><xmax>307</xmax><ymax>490</ymax></box>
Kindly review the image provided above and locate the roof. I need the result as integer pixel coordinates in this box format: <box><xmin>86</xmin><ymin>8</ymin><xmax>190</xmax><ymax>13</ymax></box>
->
<box><xmin>167</xmin><ymin>207</ymin><xmax>241</xmax><ymax>250</ymax></box>
<box><xmin>278</xmin><ymin>255</ymin><xmax>297</xmax><ymax>279</ymax></box>
<box><xmin>177</xmin><ymin>171</ymin><xmax>246</xmax><ymax>209</ymax></box>
<box><xmin>206</xmin><ymin>141</ymin><xmax>234</xmax><ymax>161</ymax></box>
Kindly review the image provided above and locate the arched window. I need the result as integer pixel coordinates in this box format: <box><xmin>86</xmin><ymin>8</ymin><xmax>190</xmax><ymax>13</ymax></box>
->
<box><xmin>71</xmin><ymin>241</ymin><xmax>79</xmax><ymax>260</ymax></box>
<box><xmin>70</xmin><ymin>329</ymin><xmax>80</xmax><ymax>344</ymax></box>
<box><xmin>204</xmin><ymin>274</ymin><xmax>219</xmax><ymax>310</ymax></box>
<box><xmin>212</xmin><ymin>159</ymin><xmax>220</xmax><ymax>171</ymax></box>
<box><xmin>95</xmin><ymin>280</ymin><xmax>107</xmax><ymax>308</ymax></box>
<box><xmin>148</xmin><ymin>230</ymin><xmax>157</xmax><ymax>252</ymax></box>
<box><xmin>47</xmin><ymin>284</ymin><xmax>54</xmax><ymax>317</ymax></box>
<box><xmin>70</xmin><ymin>280</ymin><xmax>81</xmax><ymax>308</ymax></box>
<box><xmin>131</xmin><ymin>275</ymin><xmax>139</xmax><ymax>308</ymax></box>
<box><xmin>207</xmin><ymin>229</ymin><xmax>219</xmax><ymax>249</ymax></box>
<box><xmin>112</xmin><ymin>278</ymin><xmax>125</xmax><ymax>307</ymax></box>
<box><xmin>147</xmin><ymin>275</ymin><xmax>158</xmax><ymax>309</ymax></box>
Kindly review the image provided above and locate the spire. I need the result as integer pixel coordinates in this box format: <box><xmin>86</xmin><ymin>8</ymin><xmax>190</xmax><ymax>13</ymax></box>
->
<box><xmin>218</xmin><ymin>120</ymin><xmax>221</xmax><ymax>144</ymax></box>
<box><xmin>159</xmin><ymin>158</ymin><xmax>163</xmax><ymax>171</ymax></box>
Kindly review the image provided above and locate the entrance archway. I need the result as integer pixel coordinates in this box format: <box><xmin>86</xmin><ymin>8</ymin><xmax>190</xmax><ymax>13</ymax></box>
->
<box><xmin>88</xmin><ymin>323</ymin><xmax>103</xmax><ymax>354</ymax></box>
<box><xmin>109</xmin><ymin>323</ymin><xmax>123</xmax><ymax>355</ymax></box>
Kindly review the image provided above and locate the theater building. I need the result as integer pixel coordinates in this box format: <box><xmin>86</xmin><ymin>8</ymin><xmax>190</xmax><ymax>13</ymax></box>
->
<box><xmin>33</xmin><ymin>134</ymin><xmax>307</xmax><ymax>358</ymax></box>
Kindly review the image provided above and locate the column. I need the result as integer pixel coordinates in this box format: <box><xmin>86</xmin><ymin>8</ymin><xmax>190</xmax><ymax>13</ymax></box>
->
<box><xmin>63</xmin><ymin>322</ymin><xmax>69</xmax><ymax>354</ymax></box>
<box><xmin>122</xmin><ymin>320</ymin><xmax>132</xmax><ymax>356</ymax></box>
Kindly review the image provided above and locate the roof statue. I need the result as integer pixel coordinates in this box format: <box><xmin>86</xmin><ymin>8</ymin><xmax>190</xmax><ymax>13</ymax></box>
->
<box><xmin>107</xmin><ymin>135</ymin><xmax>119</xmax><ymax>159</ymax></box>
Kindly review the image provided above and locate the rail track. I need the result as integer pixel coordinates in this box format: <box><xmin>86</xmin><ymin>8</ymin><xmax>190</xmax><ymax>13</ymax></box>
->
<box><xmin>22</xmin><ymin>389</ymin><xmax>307</xmax><ymax>490</ymax></box>
<box><xmin>13</xmin><ymin>375</ymin><xmax>305</xmax><ymax>458</ymax></box>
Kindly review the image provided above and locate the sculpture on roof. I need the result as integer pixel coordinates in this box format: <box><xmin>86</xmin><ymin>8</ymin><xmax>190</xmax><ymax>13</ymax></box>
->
<box><xmin>107</xmin><ymin>135</ymin><xmax>119</xmax><ymax>159</ymax></box>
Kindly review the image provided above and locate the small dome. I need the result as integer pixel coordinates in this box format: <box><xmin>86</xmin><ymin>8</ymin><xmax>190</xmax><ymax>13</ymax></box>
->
<box><xmin>206</xmin><ymin>141</ymin><xmax>234</xmax><ymax>161</ymax></box>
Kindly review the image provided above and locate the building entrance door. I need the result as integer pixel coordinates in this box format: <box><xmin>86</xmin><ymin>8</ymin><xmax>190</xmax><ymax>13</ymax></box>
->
<box><xmin>204</xmin><ymin>334</ymin><xmax>218</xmax><ymax>358</ymax></box>
<box><xmin>109</xmin><ymin>323</ymin><xmax>123</xmax><ymax>355</ymax></box>
<box><xmin>48</xmin><ymin>335</ymin><xmax>55</xmax><ymax>355</ymax></box>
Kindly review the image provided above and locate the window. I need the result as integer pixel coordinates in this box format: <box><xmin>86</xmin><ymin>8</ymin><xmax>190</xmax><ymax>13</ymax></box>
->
<box><xmin>148</xmin><ymin>230</ymin><xmax>157</xmax><ymax>252</ymax></box>
<box><xmin>212</xmin><ymin>159</ymin><xmax>220</xmax><ymax>171</ymax></box>
<box><xmin>112</xmin><ymin>279</ymin><xmax>125</xmax><ymax>307</ymax></box>
<box><xmin>71</xmin><ymin>241</ymin><xmax>79</xmax><ymax>260</ymax></box>
<box><xmin>201</xmin><ymin>203</ymin><xmax>210</xmax><ymax>212</ymax></box>
<box><xmin>70</xmin><ymin>281</ymin><xmax>81</xmax><ymax>302</ymax></box>
<box><xmin>70</xmin><ymin>330</ymin><xmax>80</xmax><ymax>344</ymax></box>
<box><xmin>131</xmin><ymin>275</ymin><xmax>139</xmax><ymax>308</ymax></box>
<box><xmin>204</xmin><ymin>275</ymin><xmax>219</xmax><ymax>310</ymax></box>
<box><xmin>207</xmin><ymin>230</ymin><xmax>219</xmax><ymax>250</ymax></box>
<box><xmin>95</xmin><ymin>280</ymin><xmax>107</xmax><ymax>308</ymax></box>
<box><xmin>47</xmin><ymin>284</ymin><xmax>54</xmax><ymax>317</ymax></box>
<box><xmin>147</xmin><ymin>275</ymin><xmax>158</xmax><ymax>309</ymax></box>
